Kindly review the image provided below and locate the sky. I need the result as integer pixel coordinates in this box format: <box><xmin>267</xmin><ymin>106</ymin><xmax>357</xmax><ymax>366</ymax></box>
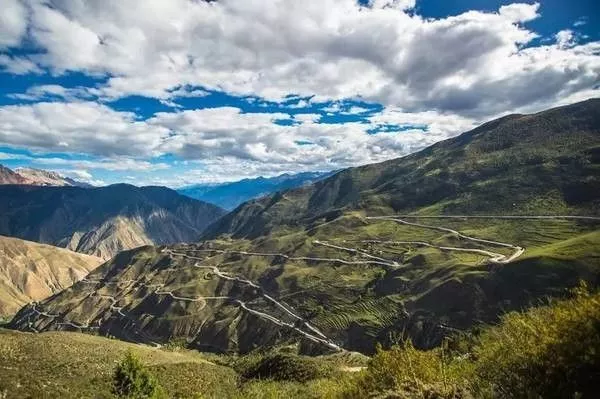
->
<box><xmin>0</xmin><ymin>0</ymin><xmax>598</xmax><ymax>187</ymax></box>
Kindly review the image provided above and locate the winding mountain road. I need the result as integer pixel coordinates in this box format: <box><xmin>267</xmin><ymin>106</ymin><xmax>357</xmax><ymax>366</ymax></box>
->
<box><xmin>23</xmin><ymin>214</ymin><xmax>595</xmax><ymax>350</ymax></box>
<box><xmin>366</xmin><ymin>216</ymin><xmax>525</xmax><ymax>264</ymax></box>
<box><xmin>164</xmin><ymin>249</ymin><xmax>341</xmax><ymax>350</ymax></box>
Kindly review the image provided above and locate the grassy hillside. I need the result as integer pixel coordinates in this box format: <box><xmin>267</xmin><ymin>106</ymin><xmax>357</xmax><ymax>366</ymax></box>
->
<box><xmin>7</xmin><ymin>99</ymin><xmax>600</xmax><ymax>358</ymax></box>
<box><xmin>9</xmin><ymin>212</ymin><xmax>599</xmax><ymax>354</ymax></box>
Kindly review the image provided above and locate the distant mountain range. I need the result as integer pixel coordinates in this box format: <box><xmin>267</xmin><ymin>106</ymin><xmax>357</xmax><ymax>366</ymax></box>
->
<box><xmin>0</xmin><ymin>184</ymin><xmax>225</xmax><ymax>259</ymax></box>
<box><xmin>178</xmin><ymin>171</ymin><xmax>336</xmax><ymax>210</ymax></box>
<box><xmin>0</xmin><ymin>164</ymin><xmax>90</xmax><ymax>187</ymax></box>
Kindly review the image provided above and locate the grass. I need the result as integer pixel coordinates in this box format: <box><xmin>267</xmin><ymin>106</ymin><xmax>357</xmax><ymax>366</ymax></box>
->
<box><xmin>2</xmin><ymin>288</ymin><xmax>598</xmax><ymax>398</ymax></box>
<box><xmin>11</xmin><ymin>211</ymin><xmax>600</xmax><ymax>355</ymax></box>
<box><xmin>0</xmin><ymin>329</ymin><xmax>239</xmax><ymax>399</ymax></box>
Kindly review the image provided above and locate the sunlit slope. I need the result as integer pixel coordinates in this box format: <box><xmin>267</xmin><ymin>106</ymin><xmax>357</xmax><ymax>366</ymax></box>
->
<box><xmin>0</xmin><ymin>235</ymin><xmax>102</xmax><ymax>316</ymax></box>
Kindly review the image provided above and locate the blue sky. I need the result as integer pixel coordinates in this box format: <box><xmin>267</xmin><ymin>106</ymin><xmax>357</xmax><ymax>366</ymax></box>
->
<box><xmin>0</xmin><ymin>0</ymin><xmax>598</xmax><ymax>187</ymax></box>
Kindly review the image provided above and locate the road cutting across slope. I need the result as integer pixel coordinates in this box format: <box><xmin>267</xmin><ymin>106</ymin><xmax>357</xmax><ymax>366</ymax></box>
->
<box><xmin>366</xmin><ymin>216</ymin><xmax>525</xmax><ymax>264</ymax></box>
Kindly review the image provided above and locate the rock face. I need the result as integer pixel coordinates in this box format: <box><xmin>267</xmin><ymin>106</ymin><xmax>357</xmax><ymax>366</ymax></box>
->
<box><xmin>0</xmin><ymin>235</ymin><xmax>102</xmax><ymax>316</ymax></box>
<box><xmin>0</xmin><ymin>165</ymin><xmax>28</xmax><ymax>185</ymax></box>
<box><xmin>0</xmin><ymin>165</ymin><xmax>89</xmax><ymax>187</ymax></box>
<box><xmin>0</xmin><ymin>184</ymin><xmax>226</xmax><ymax>259</ymax></box>
<box><xmin>14</xmin><ymin>167</ymin><xmax>91</xmax><ymax>187</ymax></box>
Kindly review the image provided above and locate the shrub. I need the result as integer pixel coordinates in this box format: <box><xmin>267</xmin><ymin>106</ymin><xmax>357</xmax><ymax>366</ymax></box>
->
<box><xmin>112</xmin><ymin>351</ymin><xmax>165</xmax><ymax>398</ymax></box>
<box><xmin>343</xmin><ymin>341</ymin><xmax>472</xmax><ymax>398</ymax></box>
<box><xmin>474</xmin><ymin>285</ymin><xmax>600</xmax><ymax>398</ymax></box>
<box><xmin>342</xmin><ymin>286</ymin><xmax>600</xmax><ymax>399</ymax></box>
<box><xmin>241</xmin><ymin>353</ymin><xmax>333</xmax><ymax>383</ymax></box>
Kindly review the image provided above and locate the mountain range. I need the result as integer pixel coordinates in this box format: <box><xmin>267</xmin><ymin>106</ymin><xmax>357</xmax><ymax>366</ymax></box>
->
<box><xmin>0</xmin><ymin>164</ymin><xmax>90</xmax><ymax>187</ymax></box>
<box><xmin>177</xmin><ymin>171</ymin><xmax>335</xmax><ymax>210</ymax></box>
<box><xmin>0</xmin><ymin>184</ymin><xmax>225</xmax><ymax>259</ymax></box>
<box><xmin>9</xmin><ymin>99</ymin><xmax>599</xmax><ymax>355</ymax></box>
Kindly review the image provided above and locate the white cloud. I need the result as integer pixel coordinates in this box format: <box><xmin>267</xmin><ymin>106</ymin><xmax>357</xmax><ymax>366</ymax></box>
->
<box><xmin>1</xmin><ymin>0</ymin><xmax>595</xmax><ymax>116</ymax></box>
<box><xmin>555</xmin><ymin>29</ymin><xmax>575</xmax><ymax>49</ymax></box>
<box><xmin>0</xmin><ymin>100</ymin><xmax>479</xmax><ymax>183</ymax></box>
<box><xmin>0</xmin><ymin>55</ymin><xmax>44</xmax><ymax>75</ymax></box>
<box><xmin>0</xmin><ymin>0</ymin><xmax>28</xmax><ymax>49</ymax></box>
<box><xmin>8</xmin><ymin>85</ymin><xmax>94</xmax><ymax>101</ymax></box>
<box><xmin>53</xmin><ymin>169</ymin><xmax>106</xmax><ymax>186</ymax></box>
<box><xmin>0</xmin><ymin>1</ymin><xmax>598</xmax><ymax>185</ymax></box>
<box><xmin>498</xmin><ymin>2</ymin><xmax>540</xmax><ymax>23</ymax></box>
<box><xmin>0</xmin><ymin>102</ymin><xmax>170</xmax><ymax>156</ymax></box>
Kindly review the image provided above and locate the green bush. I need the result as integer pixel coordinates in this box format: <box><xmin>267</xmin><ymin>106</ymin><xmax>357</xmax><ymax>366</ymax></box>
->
<box><xmin>341</xmin><ymin>286</ymin><xmax>600</xmax><ymax>399</ymax></box>
<box><xmin>112</xmin><ymin>351</ymin><xmax>165</xmax><ymax>398</ymax></box>
<box><xmin>241</xmin><ymin>353</ymin><xmax>334</xmax><ymax>383</ymax></box>
<box><xmin>343</xmin><ymin>341</ymin><xmax>472</xmax><ymax>398</ymax></box>
<box><xmin>474</xmin><ymin>284</ymin><xmax>600</xmax><ymax>398</ymax></box>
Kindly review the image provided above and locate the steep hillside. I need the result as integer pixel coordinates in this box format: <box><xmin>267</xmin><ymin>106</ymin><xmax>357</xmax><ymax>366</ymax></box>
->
<box><xmin>0</xmin><ymin>184</ymin><xmax>226</xmax><ymax>259</ymax></box>
<box><xmin>0</xmin><ymin>236</ymin><xmax>102</xmax><ymax>316</ymax></box>
<box><xmin>204</xmin><ymin>99</ymin><xmax>600</xmax><ymax>239</ymax></box>
<box><xmin>9</xmin><ymin>100</ymin><xmax>600</xmax><ymax>356</ymax></box>
<box><xmin>178</xmin><ymin>171</ymin><xmax>334</xmax><ymax>210</ymax></box>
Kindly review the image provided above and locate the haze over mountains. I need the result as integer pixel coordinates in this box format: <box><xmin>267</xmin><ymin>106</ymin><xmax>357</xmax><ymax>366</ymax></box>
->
<box><xmin>11</xmin><ymin>99</ymin><xmax>599</xmax><ymax>355</ymax></box>
<box><xmin>178</xmin><ymin>171</ymin><xmax>335</xmax><ymax>210</ymax></box>
<box><xmin>0</xmin><ymin>184</ymin><xmax>225</xmax><ymax>259</ymax></box>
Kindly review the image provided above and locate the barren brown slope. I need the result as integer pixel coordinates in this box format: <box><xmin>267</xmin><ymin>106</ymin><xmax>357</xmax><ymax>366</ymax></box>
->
<box><xmin>0</xmin><ymin>235</ymin><xmax>102</xmax><ymax>316</ymax></box>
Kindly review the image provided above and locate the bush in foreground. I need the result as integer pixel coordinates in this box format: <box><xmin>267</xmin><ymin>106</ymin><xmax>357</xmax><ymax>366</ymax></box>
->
<box><xmin>112</xmin><ymin>351</ymin><xmax>165</xmax><ymax>399</ymax></box>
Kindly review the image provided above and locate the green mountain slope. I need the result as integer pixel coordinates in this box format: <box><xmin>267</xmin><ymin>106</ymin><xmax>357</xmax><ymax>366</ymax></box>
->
<box><xmin>204</xmin><ymin>99</ymin><xmax>600</xmax><ymax>240</ymax></box>
<box><xmin>8</xmin><ymin>99</ymin><xmax>600</xmax><ymax>355</ymax></box>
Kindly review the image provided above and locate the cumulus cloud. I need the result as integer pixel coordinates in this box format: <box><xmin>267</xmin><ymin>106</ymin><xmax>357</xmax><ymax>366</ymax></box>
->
<box><xmin>0</xmin><ymin>99</ymin><xmax>477</xmax><ymax>183</ymax></box>
<box><xmin>555</xmin><ymin>29</ymin><xmax>575</xmax><ymax>48</ymax></box>
<box><xmin>1</xmin><ymin>0</ymin><xmax>596</xmax><ymax>116</ymax></box>
<box><xmin>0</xmin><ymin>1</ymin><xmax>598</xmax><ymax>184</ymax></box>
<box><xmin>498</xmin><ymin>2</ymin><xmax>540</xmax><ymax>23</ymax></box>
<box><xmin>0</xmin><ymin>102</ymin><xmax>170</xmax><ymax>156</ymax></box>
<box><xmin>0</xmin><ymin>0</ymin><xmax>28</xmax><ymax>49</ymax></box>
<box><xmin>8</xmin><ymin>85</ymin><xmax>94</xmax><ymax>101</ymax></box>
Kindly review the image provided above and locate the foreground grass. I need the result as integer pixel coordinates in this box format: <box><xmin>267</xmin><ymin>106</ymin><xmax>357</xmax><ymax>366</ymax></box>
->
<box><xmin>0</xmin><ymin>330</ymin><xmax>239</xmax><ymax>398</ymax></box>
<box><xmin>1</xmin><ymin>287</ymin><xmax>598</xmax><ymax>398</ymax></box>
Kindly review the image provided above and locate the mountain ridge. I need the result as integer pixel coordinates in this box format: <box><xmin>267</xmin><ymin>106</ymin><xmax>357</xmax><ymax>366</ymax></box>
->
<box><xmin>0</xmin><ymin>183</ymin><xmax>226</xmax><ymax>259</ymax></box>
<box><xmin>0</xmin><ymin>164</ymin><xmax>90</xmax><ymax>187</ymax></box>
<box><xmin>203</xmin><ymin>98</ymin><xmax>600</xmax><ymax>240</ymax></box>
<box><xmin>7</xmin><ymin>99</ymin><xmax>600</xmax><ymax>357</ymax></box>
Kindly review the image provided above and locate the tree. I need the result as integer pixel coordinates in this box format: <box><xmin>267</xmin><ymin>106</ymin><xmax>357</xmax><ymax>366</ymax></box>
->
<box><xmin>112</xmin><ymin>351</ymin><xmax>165</xmax><ymax>399</ymax></box>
